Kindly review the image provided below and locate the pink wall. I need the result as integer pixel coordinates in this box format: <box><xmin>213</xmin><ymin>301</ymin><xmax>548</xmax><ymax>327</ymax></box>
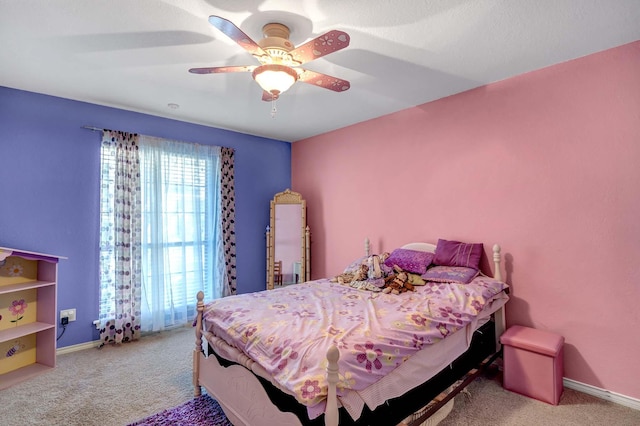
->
<box><xmin>292</xmin><ymin>41</ymin><xmax>640</xmax><ymax>400</ymax></box>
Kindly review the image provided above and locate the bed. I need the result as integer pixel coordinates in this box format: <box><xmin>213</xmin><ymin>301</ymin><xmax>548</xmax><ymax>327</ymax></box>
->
<box><xmin>193</xmin><ymin>239</ymin><xmax>509</xmax><ymax>426</ymax></box>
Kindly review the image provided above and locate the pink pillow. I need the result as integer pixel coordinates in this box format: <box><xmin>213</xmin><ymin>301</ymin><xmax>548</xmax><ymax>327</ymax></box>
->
<box><xmin>433</xmin><ymin>239</ymin><xmax>483</xmax><ymax>270</ymax></box>
<box><xmin>384</xmin><ymin>248</ymin><xmax>434</xmax><ymax>274</ymax></box>
<box><xmin>421</xmin><ymin>265</ymin><xmax>479</xmax><ymax>284</ymax></box>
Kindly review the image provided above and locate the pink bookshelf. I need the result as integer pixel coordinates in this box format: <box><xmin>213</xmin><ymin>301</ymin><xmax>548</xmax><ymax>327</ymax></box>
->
<box><xmin>0</xmin><ymin>247</ymin><xmax>65</xmax><ymax>390</ymax></box>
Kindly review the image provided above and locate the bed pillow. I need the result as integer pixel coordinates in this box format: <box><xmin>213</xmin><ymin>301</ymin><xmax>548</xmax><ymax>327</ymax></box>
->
<box><xmin>421</xmin><ymin>265</ymin><xmax>479</xmax><ymax>284</ymax></box>
<box><xmin>384</xmin><ymin>248</ymin><xmax>434</xmax><ymax>275</ymax></box>
<box><xmin>433</xmin><ymin>239</ymin><xmax>483</xmax><ymax>270</ymax></box>
<box><xmin>343</xmin><ymin>256</ymin><xmax>367</xmax><ymax>274</ymax></box>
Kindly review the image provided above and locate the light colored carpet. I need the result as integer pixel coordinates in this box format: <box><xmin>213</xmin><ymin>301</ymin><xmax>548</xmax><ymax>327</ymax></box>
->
<box><xmin>440</xmin><ymin>366</ymin><xmax>640</xmax><ymax>426</ymax></box>
<box><xmin>0</xmin><ymin>326</ymin><xmax>195</xmax><ymax>426</ymax></box>
<box><xmin>1</xmin><ymin>326</ymin><xmax>638</xmax><ymax>425</ymax></box>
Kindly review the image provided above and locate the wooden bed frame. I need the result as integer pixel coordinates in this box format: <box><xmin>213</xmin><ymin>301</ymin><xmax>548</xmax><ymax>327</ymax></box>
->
<box><xmin>193</xmin><ymin>241</ymin><xmax>506</xmax><ymax>426</ymax></box>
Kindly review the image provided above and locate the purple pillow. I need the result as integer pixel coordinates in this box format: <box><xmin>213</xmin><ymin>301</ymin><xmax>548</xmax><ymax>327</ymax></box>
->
<box><xmin>421</xmin><ymin>266</ymin><xmax>479</xmax><ymax>284</ymax></box>
<box><xmin>384</xmin><ymin>248</ymin><xmax>434</xmax><ymax>275</ymax></box>
<box><xmin>433</xmin><ymin>239</ymin><xmax>483</xmax><ymax>270</ymax></box>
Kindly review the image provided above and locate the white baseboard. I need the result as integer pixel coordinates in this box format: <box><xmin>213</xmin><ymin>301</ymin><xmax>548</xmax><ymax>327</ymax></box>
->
<box><xmin>564</xmin><ymin>378</ymin><xmax>640</xmax><ymax>411</ymax></box>
<box><xmin>56</xmin><ymin>340</ymin><xmax>102</xmax><ymax>355</ymax></box>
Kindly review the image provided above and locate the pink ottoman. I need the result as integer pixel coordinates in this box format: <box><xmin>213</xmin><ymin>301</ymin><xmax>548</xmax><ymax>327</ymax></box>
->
<box><xmin>500</xmin><ymin>325</ymin><xmax>564</xmax><ymax>405</ymax></box>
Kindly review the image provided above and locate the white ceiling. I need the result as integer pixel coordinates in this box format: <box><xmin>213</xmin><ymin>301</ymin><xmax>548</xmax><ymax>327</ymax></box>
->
<box><xmin>1</xmin><ymin>1</ymin><xmax>639</xmax><ymax>142</ymax></box>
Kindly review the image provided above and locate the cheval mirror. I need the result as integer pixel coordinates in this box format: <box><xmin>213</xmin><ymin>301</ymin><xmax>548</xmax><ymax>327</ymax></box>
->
<box><xmin>266</xmin><ymin>189</ymin><xmax>310</xmax><ymax>290</ymax></box>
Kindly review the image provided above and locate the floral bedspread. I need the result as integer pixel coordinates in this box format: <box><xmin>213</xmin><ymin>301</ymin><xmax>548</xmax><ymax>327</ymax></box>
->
<box><xmin>202</xmin><ymin>276</ymin><xmax>508</xmax><ymax>415</ymax></box>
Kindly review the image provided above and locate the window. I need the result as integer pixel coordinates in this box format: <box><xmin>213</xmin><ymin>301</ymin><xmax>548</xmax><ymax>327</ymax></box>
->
<box><xmin>138</xmin><ymin>137</ymin><xmax>225</xmax><ymax>331</ymax></box>
<box><xmin>99</xmin><ymin>132</ymin><xmax>229</xmax><ymax>337</ymax></box>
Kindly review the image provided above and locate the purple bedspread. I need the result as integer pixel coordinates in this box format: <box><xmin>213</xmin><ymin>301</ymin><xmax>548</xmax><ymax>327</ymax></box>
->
<box><xmin>202</xmin><ymin>276</ymin><xmax>508</xmax><ymax>413</ymax></box>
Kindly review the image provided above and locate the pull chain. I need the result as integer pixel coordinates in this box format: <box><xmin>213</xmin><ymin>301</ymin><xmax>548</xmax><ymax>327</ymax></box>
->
<box><xmin>271</xmin><ymin>96</ymin><xmax>277</xmax><ymax>118</ymax></box>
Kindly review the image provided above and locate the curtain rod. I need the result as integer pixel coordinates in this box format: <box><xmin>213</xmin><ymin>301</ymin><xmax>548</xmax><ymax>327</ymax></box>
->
<box><xmin>82</xmin><ymin>126</ymin><xmax>163</xmax><ymax>139</ymax></box>
<box><xmin>81</xmin><ymin>126</ymin><xmax>234</xmax><ymax>151</ymax></box>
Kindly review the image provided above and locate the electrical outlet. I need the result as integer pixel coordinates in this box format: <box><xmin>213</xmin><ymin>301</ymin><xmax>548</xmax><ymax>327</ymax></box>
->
<box><xmin>60</xmin><ymin>308</ymin><xmax>76</xmax><ymax>322</ymax></box>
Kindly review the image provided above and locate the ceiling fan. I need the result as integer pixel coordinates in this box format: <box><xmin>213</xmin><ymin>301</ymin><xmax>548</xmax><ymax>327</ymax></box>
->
<box><xmin>189</xmin><ymin>16</ymin><xmax>351</xmax><ymax>105</ymax></box>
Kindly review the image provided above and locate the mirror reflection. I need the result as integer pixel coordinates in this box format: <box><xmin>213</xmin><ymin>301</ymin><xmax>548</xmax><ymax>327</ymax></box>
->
<box><xmin>275</xmin><ymin>204</ymin><xmax>302</xmax><ymax>285</ymax></box>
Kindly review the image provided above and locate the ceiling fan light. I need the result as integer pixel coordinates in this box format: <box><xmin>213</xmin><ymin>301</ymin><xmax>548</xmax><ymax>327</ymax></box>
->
<box><xmin>252</xmin><ymin>64</ymin><xmax>298</xmax><ymax>96</ymax></box>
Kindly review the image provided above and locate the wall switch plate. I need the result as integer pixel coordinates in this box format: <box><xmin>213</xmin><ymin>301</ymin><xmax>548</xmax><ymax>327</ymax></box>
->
<box><xmin>60</xmin><ymin>308</ymin><xmax>76</xmax><ymax>322</ymax></box>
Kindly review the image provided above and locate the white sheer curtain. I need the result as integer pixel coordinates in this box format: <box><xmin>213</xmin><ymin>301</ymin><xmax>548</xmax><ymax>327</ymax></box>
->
<box><xmin>138</xmin><ymin>136</ymin><xmax>228</xmax><ymax>332</ymax></box>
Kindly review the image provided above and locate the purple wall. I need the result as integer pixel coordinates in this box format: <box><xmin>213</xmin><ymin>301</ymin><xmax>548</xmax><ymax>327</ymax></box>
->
<box><xmin>0</xmin><ymin>86</ymin><xmax>290</xmax><ymax>348</ymax></box>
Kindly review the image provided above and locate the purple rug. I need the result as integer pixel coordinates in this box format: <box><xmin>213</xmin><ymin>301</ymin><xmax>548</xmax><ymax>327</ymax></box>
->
<box><xmin>129</xmin><ymin>394</ymin><xmax>233</xmax><ymax>426</ymax></box>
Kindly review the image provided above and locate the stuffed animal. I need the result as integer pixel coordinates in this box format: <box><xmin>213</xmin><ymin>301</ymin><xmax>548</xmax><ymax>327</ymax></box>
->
<box><xmin>353</xmin><ymin>263</ymin><xmax>369</xmax><ymax>282</ymax></box>
<box><xmin>365</xmin><ymin>252</ymin><xmax>390</xmax><ymax>280</ymax></box>
<box><xmin>331</xmin><ymin>263</ymin><xmax>369</xmax><ymax>285</ymax></box>
<box><xmin>331</xmin><ymin>252</ymin><xmax>421</xmax><ymax>295</ymax></box>
<box><xmin>382</xmin><ymin>265</ymin><xmax>415</xmax><ymax>294</ymax></box>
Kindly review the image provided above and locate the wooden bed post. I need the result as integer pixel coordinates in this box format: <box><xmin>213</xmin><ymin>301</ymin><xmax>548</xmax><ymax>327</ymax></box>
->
<box><xmin>492</xmin><ymin>244</ymin><xmax>502</xmax><ymax>282</ymax></box>
<box><xmin>492</xmin><ymin>244</ymin><xmax>506</xmax><ymax>351</ymax></box>
<box><xmin>194</xmin><ymin>290</ymin><xmax>205</xmax><ymax>397</ymax></box>
<box><xmin>266</xmin><ymin>226</ymin><xmax>271</xmax><ymax>286</ymax></box>
<box><xmin>325</xmin><ymin>345</ymin><xmax>340</xmax><ymax>426</ymax></box>
<box><xmin>364</xmin><ymin>237</ymin><xmax>370</xmax><ymax>256</ymax></box>
<box><xmin>306</xmin><ymin>226</ymin><xmax>311</xmax><ymax>282</ymax></box>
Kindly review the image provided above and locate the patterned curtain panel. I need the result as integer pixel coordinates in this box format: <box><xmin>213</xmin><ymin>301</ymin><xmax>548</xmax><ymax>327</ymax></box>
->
<box><xmin>221</xmin><ymin>147</ymin><xmax>237</xmax><ymax>295</ymax></box>
<box><xmin>98</xmin><ymin>130</ymin><xmax>142</xmax><ymax>344</ymax></box>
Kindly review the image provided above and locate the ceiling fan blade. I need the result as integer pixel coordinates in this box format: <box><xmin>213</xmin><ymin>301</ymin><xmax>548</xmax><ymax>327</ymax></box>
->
<box><xmin>297</xmin><ymin>69</ymin><xmax>350</xmax><ymax>92</ymax></box>
<box><xmin>208</xmin><ymin>15</ymin><xmax>267</xmax><ymax>58</ymax></box>
<box><xmin>189</xmin><ymin>65</ymin><xmax>257</xmax><ymax>74</ymax></box>
<box><xmin>289</xmin><ymin>30</ymin><xmax>350</xmax><ymax>64</ymax></box>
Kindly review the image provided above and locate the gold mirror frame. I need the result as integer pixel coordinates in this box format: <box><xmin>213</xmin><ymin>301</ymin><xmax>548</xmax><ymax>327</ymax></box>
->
<box><xmin>266</xmin><ymin>189</ymin><xmax>310</xmax><ymax>290</ymax></box>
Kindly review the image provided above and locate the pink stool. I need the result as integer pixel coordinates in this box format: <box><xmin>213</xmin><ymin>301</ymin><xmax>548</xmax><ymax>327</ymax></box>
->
<box><xmin>500</xmin><ymin>325</ymin><xmax>564</xmax><ymax>405</ymax></box>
